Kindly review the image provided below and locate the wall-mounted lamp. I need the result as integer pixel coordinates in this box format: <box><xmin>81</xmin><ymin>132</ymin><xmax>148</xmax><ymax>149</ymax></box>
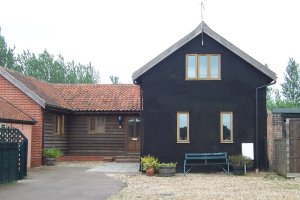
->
<box><xmin>117</xmin><ymin>115</ymin><xmax>122</xmax><ymax>128</ymax></box>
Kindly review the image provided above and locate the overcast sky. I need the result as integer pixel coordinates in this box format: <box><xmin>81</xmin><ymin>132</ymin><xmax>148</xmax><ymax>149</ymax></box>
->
<box><xmin>1</xmin><ymin>0</ymin><xmax>299</xmax><ymax>88</ymax></box>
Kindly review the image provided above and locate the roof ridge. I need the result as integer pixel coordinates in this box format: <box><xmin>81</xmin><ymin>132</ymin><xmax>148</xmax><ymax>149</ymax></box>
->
<box><xmin>3</xmin><ymin>67</ymin><xmax>55</xmax><ymax>86</ymax></box>
<box><xmin>132</xmin><ymin>21</ymin><xmax>277</xmax><ymax>81</ymax></box>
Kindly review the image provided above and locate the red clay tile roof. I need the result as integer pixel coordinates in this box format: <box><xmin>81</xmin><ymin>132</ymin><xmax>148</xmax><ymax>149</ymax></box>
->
<box><xmin>54</xmin><ymin>84</ymin><xmax>140</xmax><ymax>111</ymax></box>
<box><xmin>4</xmin><ymin>69</ymin><xmax>72</xmax><ymax>109</ymax></box>
<box><xmin>0</xmin><ymin>97</ymin><xmax>36</xmax><ymax>124</ymax></box>
<box><xmin>3</xmin><ymin>68</ymin><xmax>140</xmax><ymax>112</ymax></box>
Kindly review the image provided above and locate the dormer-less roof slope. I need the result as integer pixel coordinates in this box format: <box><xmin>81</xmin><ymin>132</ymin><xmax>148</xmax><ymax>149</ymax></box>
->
<box><xmin>132</xmin><ymin>22</ymin><xmax>277</xmax><ymax>81</ymax></box>
<box><xmin>54</xmin><ymin>84</ymin><xmax>140</xmax><ymax>112</ymax></box>
<box><xmin>0</xmin><ymin>68</ymin><xmax>72</xmax><ymax>109</ymax></box>
<box><xmin>0</xmin><ymin>67</ymin><xmax>140</xmax><ymax>112</ymax></box>
<box><xmin>0</xmin><ymin>97</ymin><xmax>36</xmax><ymax>124</ymax></box>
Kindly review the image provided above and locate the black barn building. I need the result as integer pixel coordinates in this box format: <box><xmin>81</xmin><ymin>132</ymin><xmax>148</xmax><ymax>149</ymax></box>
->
<box><xmin>133</xmin><ymin>22</ymin><xmax>277</xmax><ymax>170</ymax></box>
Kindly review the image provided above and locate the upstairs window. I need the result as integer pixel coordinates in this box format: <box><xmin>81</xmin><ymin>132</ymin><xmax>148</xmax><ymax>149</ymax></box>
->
<box><xmin>53</xmin><ymin>114</ymin><xmax>64</xmax><ymax>135</ymax></box>
<box><xmin>89</xmin><ymin>116</ymin><xmax>105</xmax><ymax>134</ymax></box>
<box><xmin>220</xmin><ymin>112</ymin><xmax>233</xmax><ymax>143</ymax></box>
<box><xmin>186</xmin><ymin>54</ymin><xmax>221</xmax><ymax>80</ymax></box>
<box><xmin>177</xmin><ymin>112</ymin><xmax>190</xmax><ymax>143</ymax></box>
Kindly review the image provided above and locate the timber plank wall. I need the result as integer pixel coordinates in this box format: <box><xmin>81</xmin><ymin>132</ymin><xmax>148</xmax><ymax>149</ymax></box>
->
<box><xmin>44</xmin><ymin>111</ymin><xmax>68</xmax><ymax>153</ymax></box>
<box><xmin>44</xmin><ymin>111</ymin><xmax>139</xmax><ymax>156</ymax></box>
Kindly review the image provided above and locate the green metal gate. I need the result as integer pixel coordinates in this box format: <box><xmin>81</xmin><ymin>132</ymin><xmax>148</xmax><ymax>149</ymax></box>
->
<box><xmin>0</xmin><ymin>126</ymin><xmax>28</xmax><ymax>184</ymax></box>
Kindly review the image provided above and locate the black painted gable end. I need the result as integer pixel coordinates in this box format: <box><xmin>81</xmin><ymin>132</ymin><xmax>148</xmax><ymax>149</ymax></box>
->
<box><xmin>136</xmin><ymin>29</ymin><xmax>274</xmax><ymax>170</ymax></box>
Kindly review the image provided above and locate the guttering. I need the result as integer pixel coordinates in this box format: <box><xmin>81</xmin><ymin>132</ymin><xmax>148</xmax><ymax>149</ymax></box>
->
<box><xmin>255</xmin><ymin>80</ymin><xmax>276</xmax><ymax>172</ymax></box>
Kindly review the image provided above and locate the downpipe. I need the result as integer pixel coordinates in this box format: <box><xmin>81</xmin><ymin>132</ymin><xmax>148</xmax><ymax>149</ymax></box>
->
<box><xmin>255</xmin><ymin>80</ymin><xmax>276</xmax><ymax>173</ymax></box>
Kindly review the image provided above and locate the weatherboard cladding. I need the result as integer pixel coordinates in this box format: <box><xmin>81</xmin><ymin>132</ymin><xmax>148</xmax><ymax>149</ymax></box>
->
<box><xmin>0</xmin><ymin>67</ymin><xmax>140</xmax><ymax>112</ymax></box>
<box><xmin>132</xmin><ymin>22</ymin><xmax>277</xmax><ymax>81</ymax></box>
<box><xmin>137</xmin><ymin>23</ymin><xmax>271</xmax><ymax>169</ymax></box>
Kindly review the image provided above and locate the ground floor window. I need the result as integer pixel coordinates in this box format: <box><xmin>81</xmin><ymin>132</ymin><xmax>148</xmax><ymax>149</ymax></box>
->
<box><xmin>177</xmin><ymin>112</ymin><xmax>189</xmax><ymax>143</ymax></box>
<box><xmin>53</xmin><ymin>114</ymin><xmax>64</xmax><ymax>135</ymax></box>
<box><xmin>220</xmin><ymin>112</ymin><xmax>233</xmax><ymax>143</ymax></box>
<box><xmin>88</xmin><ymin>116</ymin><xmax>105</xmax><ymax>134</ymax></box>
<box><xmin>128</xmin><ymin>117</ymin><xmax>141</xmax><ymax>138</ymax></box>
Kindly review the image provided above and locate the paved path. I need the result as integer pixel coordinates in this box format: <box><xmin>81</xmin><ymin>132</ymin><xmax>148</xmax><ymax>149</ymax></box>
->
<box><xmin>0</xmin><ymin>167</ymin><xmax>125</xmax><ymax>200</ymax></box>
<box><xmin>88</xmin><ymin>162</ymin><xmax>140</xmax><ymax>173</ymax></box>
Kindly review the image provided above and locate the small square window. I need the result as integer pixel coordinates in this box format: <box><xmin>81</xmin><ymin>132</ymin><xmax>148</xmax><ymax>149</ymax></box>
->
<box><xmin>89</xmin><ymin>116</ymin><xmax>105</xmax><ymax>134</ymax></box>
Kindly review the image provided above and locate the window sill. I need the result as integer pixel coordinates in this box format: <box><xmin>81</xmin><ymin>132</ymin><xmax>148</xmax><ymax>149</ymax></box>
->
<box><xmin>186</xmin><ymin>78</ymin><xmax>222</xmax><ymax>81</ymax></box>
<box><xmin>221</xmin><ymin>141</ymin><xmax>234</xmax><ymax>144</ymax></box>
<box><xmin>177</xmin><ymin>141</ymin><xmax>190</xmax><ymax>144</ymax></box>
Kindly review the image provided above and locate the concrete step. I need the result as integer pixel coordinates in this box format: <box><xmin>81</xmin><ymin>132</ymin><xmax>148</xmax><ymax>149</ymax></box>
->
<box><xmin>115</xmin><ymin>155</ymin><xmax>140</xmax><ymax>163</ymax></box>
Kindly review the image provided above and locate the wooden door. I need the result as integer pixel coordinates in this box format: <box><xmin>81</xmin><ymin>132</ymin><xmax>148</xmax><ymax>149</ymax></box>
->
<box><xmin>127</xmin><ymin>117</ymin><xmax>141</xmax><ymax>153</ymax></box>
<box><xmin>289</xmin><ymin>119</ymin><xmax>300</xmax><ymax>173</ymax></box>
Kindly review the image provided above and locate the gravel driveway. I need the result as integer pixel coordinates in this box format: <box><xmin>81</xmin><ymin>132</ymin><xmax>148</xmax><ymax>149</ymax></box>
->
<box><xmin>108</xmin><ymin>172</ymin><xmax>300</xmax><ymax>200</ymax></box>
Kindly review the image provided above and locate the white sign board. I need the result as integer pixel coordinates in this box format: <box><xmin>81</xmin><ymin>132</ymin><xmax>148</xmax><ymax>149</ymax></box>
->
<box><xmin>242</xmin><ymin>143</ymin><xmax>254</xmax><ymax>159</ymax></box>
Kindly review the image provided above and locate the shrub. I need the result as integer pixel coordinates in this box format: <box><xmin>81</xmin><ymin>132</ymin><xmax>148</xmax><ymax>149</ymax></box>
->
<box><xmin>229</xmin><ymin>154</ymin><xmax>253</xmax><ymax>167</ymax></box>
<box><xmin>140</xmin><ymin>155</ymin><xmax>159</xmax><ymax>170</ymax></box>
<box><xmin>157</xmin><ymin>162</ymin><xmax>177</xmax><ymax>168</ymax></box>
<box><xmin>42</xmin><ymin>147</ymin><xmax>63</xmax><ymax>158</ymax></box>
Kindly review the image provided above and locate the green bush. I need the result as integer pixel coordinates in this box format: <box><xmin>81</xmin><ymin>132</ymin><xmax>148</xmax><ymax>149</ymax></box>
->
<box><xmin>229</xmin><ymin>154</ymin><xmax>253</xmax><ymax>167</ymax></box>
<box><xmin>140</xmin><ymin>155</ymin><xmax>159</xmax><ymax>170</ymax></box>
<box><xmin>42</xmin><ymin>147</ymin><xmax>63</xmax><ymax>158</ymax></box>
<box><xmin>157</xmin><ymin>162</ymin><xmax>177</xmax><ymax>168</ymax></box>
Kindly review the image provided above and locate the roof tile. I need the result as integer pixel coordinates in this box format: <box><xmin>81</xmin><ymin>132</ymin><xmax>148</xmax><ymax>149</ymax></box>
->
<box><xmin>3</xmin><ymin>68</ymin><xmax>140</xmax><ymax>112</ymax></box>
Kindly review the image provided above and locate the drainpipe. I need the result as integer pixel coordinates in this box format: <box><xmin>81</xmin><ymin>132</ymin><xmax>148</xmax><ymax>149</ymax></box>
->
<box><xmin>255</xmin><ymin>80</ymin><xmax>276</xmax><ymax>172</ymax></box>
<box><xmin>134</xmin><ymin>80</ymin><xmax>143</xmax><ymax>170</ymax></box>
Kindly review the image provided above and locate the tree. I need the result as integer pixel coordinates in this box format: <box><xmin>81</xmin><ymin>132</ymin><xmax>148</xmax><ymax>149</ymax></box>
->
<box><xmin>0</xmin><ymin>30</ymin><xmax>100</xmax><ymax>84</ymax></box>
<box><xmin>110</xmin><ymin>75</ymin><xmax>120</xmax><ymax>84</ymax></box>
<box><xmin>281</xmin><ymin>58</ymin><xmax>300</xmax><ymax>106</ymax></box>
<box><xmin>17</xmin><ymin>49</ymin><xmax>100</xmax><ymax>84</ymax></box>
<box><xmin>0</xmin><ymin>28</ymin><xmax>21</xmax><ymax>71</ymax></box>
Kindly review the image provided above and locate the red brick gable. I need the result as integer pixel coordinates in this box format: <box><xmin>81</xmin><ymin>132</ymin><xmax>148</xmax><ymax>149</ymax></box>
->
<box><xmin>0</xmin><ymin>75</ymin><xmax>43</xmax><ymax>167</ymax></box>
<box><xmin>0</xmin><ymin>97</ymin><xmax>35</xmax><ymax>124</ymax></box>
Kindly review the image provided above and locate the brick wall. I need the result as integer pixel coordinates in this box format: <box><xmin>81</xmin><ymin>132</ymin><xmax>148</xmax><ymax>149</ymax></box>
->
<box><xmin>272</xmin><ymin>113</ymin><xmax>283</xmax><ymax>139</ymax></box>
<box><xmin>273</xmin><ymin>139</ymin><xmax>287</xmax><ymax>176</ymax></box>
<box><xmin>268</xmin><ymin>112</ymin><xmax>288</xmax><ymax>176</ymax></box>
<box><xmin>267</xmin><ymin>112</ymin><xmax>273</xmax><ymax>167</ymax></box>
<box><xmin>0</xmin><ymin>76</ymin><xmax>43</xmax><ymax>167</ymax></box>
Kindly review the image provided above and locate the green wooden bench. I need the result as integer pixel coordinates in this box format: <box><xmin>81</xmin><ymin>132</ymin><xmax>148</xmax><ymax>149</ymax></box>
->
<box><xmin>184</xmin><ymin>152</ymin><xmax>229</xmax><ymax>174</ymax></box>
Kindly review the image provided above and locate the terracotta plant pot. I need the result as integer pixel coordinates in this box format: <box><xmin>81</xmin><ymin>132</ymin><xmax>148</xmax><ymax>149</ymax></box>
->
<box><xmin>146</xmin><ymin>167</ymin><xmax>155</xmax><ymax>176</ymax></box>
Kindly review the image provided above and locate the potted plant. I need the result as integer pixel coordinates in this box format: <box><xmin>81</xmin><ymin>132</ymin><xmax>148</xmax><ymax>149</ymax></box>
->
<box><xmin>229</xmin><ymin>154</ymin><xmax>253</xmax><ymax>175</ymax></box>
<box><xmin>157</xmin><ymin>162</ymin><xmax>177</xmax><ymax>177</ymax></box>
<box><xmin>140</xmin><ymin>155</ymin><xmax>159</xmax><ymax>176</ymax></box>
<box><xmin>42</xmin><ymin>147</ymin><xmax>63</xmax><ymax>166</ymax></box>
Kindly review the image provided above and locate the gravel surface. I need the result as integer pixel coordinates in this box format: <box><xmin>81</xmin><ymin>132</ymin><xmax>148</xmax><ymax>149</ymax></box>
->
<box><xmin>108</xmin><ymin>172</ymin><xmax>300</xmax><ymax>200</ymax></box>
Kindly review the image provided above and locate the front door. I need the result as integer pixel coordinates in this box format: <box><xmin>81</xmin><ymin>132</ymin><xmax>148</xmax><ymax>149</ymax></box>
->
<box><xmin>289</xmin><ymin>119</ymin><xmax>300</xmax><ymax>173</ymax></box>
<box><xmin>127</xmin><ymin>117</ymin><xmax>141</xmax><ymax>153</ymax></box>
